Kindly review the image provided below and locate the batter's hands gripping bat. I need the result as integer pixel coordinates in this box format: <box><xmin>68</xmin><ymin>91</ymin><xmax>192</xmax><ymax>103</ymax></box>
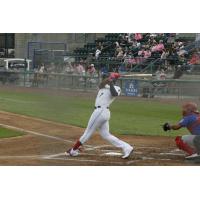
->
<box><xmin>108</xmin><ymin>73</ymin><xmax>121</xmax><ymax>81</ymax></box>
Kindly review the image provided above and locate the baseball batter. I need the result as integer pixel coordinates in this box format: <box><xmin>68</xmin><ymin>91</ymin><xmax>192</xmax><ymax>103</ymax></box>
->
<box><xmin>163</xmin><ymin>102</ymin><xmax>200</xmax><ymax>159</ymax></box>
<box><xmin>66</xmin><ymin>73</ymin><xmax>134</xmax><ymax>159</ymax></box>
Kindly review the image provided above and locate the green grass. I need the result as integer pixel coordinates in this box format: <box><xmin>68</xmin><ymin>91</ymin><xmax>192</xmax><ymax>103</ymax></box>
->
<box><xmin>0</xmin><ymin>127</ymin><xmax>24</xmax><ymax>138</ymax></box>
<box><xmin>0</xmin><ymin>89</ymin><xmax>187</xmax><ymax>136</ymax></box>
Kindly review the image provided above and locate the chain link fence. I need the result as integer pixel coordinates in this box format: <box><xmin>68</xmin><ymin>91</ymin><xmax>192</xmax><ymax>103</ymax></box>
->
<box><xmin>0</xmin><ymin>71</ymin><xmax>200</xmax><ymax>99</ymax></box>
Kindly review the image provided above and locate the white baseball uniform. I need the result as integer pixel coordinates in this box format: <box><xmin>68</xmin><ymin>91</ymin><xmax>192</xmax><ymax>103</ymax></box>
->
<box><xmin>79</xmin><ymin>84</ymin><xmax>131</xmax><ymax>150</ymax></box>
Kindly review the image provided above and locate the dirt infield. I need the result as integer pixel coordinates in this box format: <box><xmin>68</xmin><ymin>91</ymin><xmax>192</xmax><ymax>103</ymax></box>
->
<box><xmin>0</xmin><ymin>110</ymin><xmax>198</xmax><ymax>166</ymax></box>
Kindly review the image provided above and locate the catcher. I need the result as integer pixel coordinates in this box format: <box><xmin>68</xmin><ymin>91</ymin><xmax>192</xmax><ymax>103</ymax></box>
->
<box><xmin>163</xmin><ymin>102</ymin><xmax>200</xmax><ymax>159</ymax></box>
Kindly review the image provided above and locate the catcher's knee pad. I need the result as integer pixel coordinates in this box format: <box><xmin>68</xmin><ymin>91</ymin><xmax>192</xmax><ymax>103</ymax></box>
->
<box><xmin>193</xmin><ymin>136</ymin><xmax>200</xmax><ymax>154</ymax></box>
<box><xmin>175</xmin><ymin>136</ymin><xmax>195</xmax><ymax>155</ymax></box>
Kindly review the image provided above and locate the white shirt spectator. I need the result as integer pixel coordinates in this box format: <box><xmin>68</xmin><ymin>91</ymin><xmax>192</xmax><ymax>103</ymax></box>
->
<box><xmin>39</xmin><ymin>65</ymin><xmax>45</xmax><ymax>73</ymax></box>
<box><xmin>117</xmin><ymin>50</ymin><xmax>124</xmax><ymax>58</ymax></box>
<box><xmin>95</xmin><ymin>49</ymin><xmax>101</xmax><ymax>59</ymax></box>
<box><xmin>64</xmin><ymin>62</ymin><xmax>74</xmax><ymax>73</ymax></box>
<box><xmin>161</xmin><ymin>50</ymin><xmax>169</xmax><ymax>59</ymax></box>
<box><xmin>87</xmin><ymin>64</ymin><xmax>96</xmax><ymax>76</ymax></box>
<box><xmin>136</xmin><ymin>42</ymin><xmax>141</xmax><ymax>47</ymax></box>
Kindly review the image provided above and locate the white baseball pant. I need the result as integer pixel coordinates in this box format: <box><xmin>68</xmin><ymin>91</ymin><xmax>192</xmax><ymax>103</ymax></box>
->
<box><xmin>79</xmin><ymin>108</ymin><xmax>130</xmax><ymax>150</ymax></box>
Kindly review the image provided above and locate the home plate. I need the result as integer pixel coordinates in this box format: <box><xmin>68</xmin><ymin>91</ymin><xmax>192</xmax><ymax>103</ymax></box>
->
<box><xmin>103</xmin><ymin>152</ymin><xmax>123</xmax><ymax>156</ymax></box>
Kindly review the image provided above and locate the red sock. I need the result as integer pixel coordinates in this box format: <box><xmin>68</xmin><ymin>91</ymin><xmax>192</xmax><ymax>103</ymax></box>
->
<box><xmin>72</xmin><ymin>140</ymin><xmax>82</xmax><ymax>150</ymax></box>
<box><xmin>175</xmin><ymin>136</ymin><xmax>195</xmax><ymax>155</ymax></box>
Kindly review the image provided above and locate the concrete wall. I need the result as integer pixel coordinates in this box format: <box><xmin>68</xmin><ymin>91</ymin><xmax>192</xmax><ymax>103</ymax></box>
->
<box><xmin>15</xmin><ymin>33</ymin><xmax>106</xmax><ymax>58</ymax></box>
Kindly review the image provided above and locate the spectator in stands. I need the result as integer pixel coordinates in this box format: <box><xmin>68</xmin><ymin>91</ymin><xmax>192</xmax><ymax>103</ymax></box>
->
<box><xmin>188</xmin><ymin>51</ymin><xmax>200</xmax><ymax>65</ymax></box>
<box><xmin>136</xmin><ymin>41</ymin><xmax>141</xmax><ymax>48</ymax></box>
<box><xmin>123</xmin><ymin>51</ymin><xmax>132</xmax><ymax>63</ymax></box>
<box><xmin>98</xmin><ymin>42</ymin><xmax>104</xmax><ymax>51</ymax></box>
<box><xmin>117</xmin><ymin>49</ymin><xmax>124</xmax><ymax>59</ymax></box>
<box><xmin>135</xmin><ymin>33</ymin><xmax>143</xmax><ymax>41</ymax></box>
<box><xmin>129</xmin><ymin>39</ymin><xmax>141</xmax><ymax>51</ymax></box>
<box><xmin>151</xmin><ymin>40</ymin><xmax>165</xmax><ymax>52</ymax></box>
<box><xmin>138</xmin><ymin>48</ymin><xmax>151</xmax><ymax>61</ymax></box>
<box><xmin>76</xmin><ymin>63</ymin><xmax>85</xmax><ymax>75</ymax></box>
<box><xmin>87</xmin><ymin>64</ymin><xmax>96</xmax><ymax>76</ymax></box>
<box><xmin>137</xmin><ymin>48</ymin><xmax>146</xmax><ymax>64</ymax></box>
<box><xmin>115</xmin><ymin>41</ymin><xmax>120</xmax><ymax>48</ymax></box>
<box><xmin>160</xmin><ymin>49</ymin><xmax>169</xmax><ymax>60</ymax></box>
<box><xmin>64</xmin><ymin>62</ymin><xmax>74</xmax><ymax>74</ymax></box>
<box><xmin>49</xmin><ymin>62</ymin><xmax>56</xmax><ymax>73</ymax></box>
<box><xmin>39</xmin><ymin>63</ymin><xmax>45</xmax><ymax>73</ymax></box>
<box><xmin>161</xmin><ymin>49</ymin><xmax>169</xmax><ymax>66</ymax></box>
<box><xmin>173</xmin><ymin>65</ymin><xmax>183</xmax><ymax>79</ymax></box>
<box><xmin>168</xmin><ymin>48</ymin><xmax>179</xmax><ymax>67</ymax></box>
<box><xmin>95</xmin><ymin>48</ymin><xmax>101</xmax><ymax>59</ymax></box>
<box><xmin>131</xmin><ymin>39</ymin><xmax>138</xmax><ymax>48</ymax></box>
<box><xmin>172</xmin><ymin>41</ymin><xmax>180</xmax><ymax>51</ymax></box>
<box><xmin>138</xmin><ymin>48</ymin><xmax>145</xmax><ymax>57</ymax></box>
<box><xmin>127</xmin><ymin>33</ymin><xmax>134</xmax><ymax>44</ymax></box>
<box><xmin>150</xmin><ymin>33</ymin><xmax>157</xmax><ymax>38</ymax></box>
<box><xmin>144</xmin><ymin>48</ymin><xmax>152</xmax><ymax>59</ymax></box>
<box><xmin>178</xmin><ymin>54</ymin><xmax>187</xmax><ymax>66</ymax></box>
<box><xmin>86</xmin><ymin>63</ymin><xmax>97</xmax><ymax>83</ymax></box>
<box><xmin>128</xmin><ymin>57</ymin><xmax>136</xmax><ymax>65</ymax></box>
<box><xmin>177</xmin><ymin>43</ymin><xmax>187</xmax><ymax>56</ymax></box>
<box><xmin>148</xmin><ymin>35</ymin><xmax>157</xmax><ymax>46</ymax></box>
<box><xmin>178</xmin><ymin>41</ymin><xmax>184</xmax><ymax>49</ymax></box>
<box><xmin>155</xmin><ymin>69</ymin><xmax>166</xmax><ymax>80</ymax></box>
<box><xmin>115</xmin><ymin>44</ymin><xmax>122</xmax><ymax>55</ymax></box>
<box><xmin>121</xmin><ymin>34</ymin><xmax>129</xmax><ymax>45</ymax></box>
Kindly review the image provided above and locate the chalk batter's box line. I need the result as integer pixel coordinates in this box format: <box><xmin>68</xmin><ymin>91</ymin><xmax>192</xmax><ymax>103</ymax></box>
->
<box><xmin>0</xmin><ymin>123</ymin><xmax>127</xmax><ymax>164</ymax></box>
<box><xmin>0</xmin><ymin>123</ymin><xmax>99</xmax><ymax>149</ymax></box>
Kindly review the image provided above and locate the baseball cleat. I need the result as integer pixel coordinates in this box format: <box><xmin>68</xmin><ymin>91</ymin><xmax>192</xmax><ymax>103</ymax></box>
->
<box><xmin>185</xmin><ymin>153</ymin><xmax>200</xmax><ymax>160</ymax></box>
<box><xmin>65</xmin><ymin>148</ymin><xmax>79</xmax><ymax>157</ymax></box>
<box><xmin>122</xmin><ymin>146</ymin><xmax>134</xmax><ymax>159</ymax></box>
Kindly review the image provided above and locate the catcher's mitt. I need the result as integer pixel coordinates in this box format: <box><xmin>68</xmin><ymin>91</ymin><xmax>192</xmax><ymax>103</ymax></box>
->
<box><xmin>162</xmin><ymin>123</ymin><xmax>171</xmax><ymax>131</ymax></box>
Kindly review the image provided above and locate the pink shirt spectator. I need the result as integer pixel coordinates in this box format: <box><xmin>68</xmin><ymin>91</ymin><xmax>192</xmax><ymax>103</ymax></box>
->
<box><xmin>76</xmin><ymin>64</ymin><xmax>85</xmax><ymax>74</ymax></box>
<box><xmin>128</xmin><ymin>58</ymin><xmax>136</xmax><ymax>64</ymax></box>
<box><xmin>135</xmin><ymin>33</ymin><xmax>143</xmax><ymax>41</ymax></box>
<box><xmin>138</xmin><ymin>50</ymin><xmax>151</xmax><ymax>59</ymax></box>
<box><xmin>189</xmin><ymin>54</ymin><xmax>200</xmax><ymax>65</ymax></box>
<box><xmin>152</xmin><ymin>43</ymin><xmax>164</xmax><ymax>52</ymax></box>
<box><xmin>144</xmin><ymin>50</ymin><xmax>151</xmax><ymax>58</ymax></box>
